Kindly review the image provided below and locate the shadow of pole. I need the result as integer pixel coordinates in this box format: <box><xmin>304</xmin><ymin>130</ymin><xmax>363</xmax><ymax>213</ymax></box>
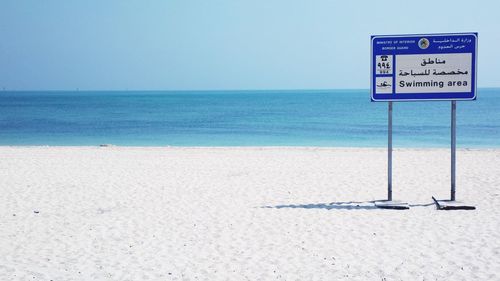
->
<box><xmin>262</xmin><ymin>201</ymin><xmax>437</xmax><ymax>210</ymax></box>
<box><xmin>262</xmin><ymin>201</ymin><xmax>378</xmax><ymax>210</ymax></box>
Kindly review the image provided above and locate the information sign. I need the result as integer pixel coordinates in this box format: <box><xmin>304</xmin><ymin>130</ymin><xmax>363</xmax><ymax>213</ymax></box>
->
<box><xmin>371</xmin><ymin>33</ymin><xmax>477</xmax><ymax>101</ymax></box>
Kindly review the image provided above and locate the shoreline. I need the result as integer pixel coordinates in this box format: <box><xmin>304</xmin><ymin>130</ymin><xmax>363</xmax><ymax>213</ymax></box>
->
<box><xmin>1</xmin><ymin>145</ymin><xmax>499</xmax><ymax>150</ymax></box>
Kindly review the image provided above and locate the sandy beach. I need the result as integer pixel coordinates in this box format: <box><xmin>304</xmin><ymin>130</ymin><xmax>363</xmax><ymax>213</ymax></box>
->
<box><xmin>1</xmin><ymin>146</ymin><xmax>499</xmax><ymax>280</ymax></box>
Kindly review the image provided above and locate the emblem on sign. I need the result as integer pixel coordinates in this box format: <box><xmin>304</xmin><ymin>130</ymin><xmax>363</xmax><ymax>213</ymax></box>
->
<box><xmin>418</xmin><ymin>38</ymin><xmax>430</xmax><ymax>49</ymax></box>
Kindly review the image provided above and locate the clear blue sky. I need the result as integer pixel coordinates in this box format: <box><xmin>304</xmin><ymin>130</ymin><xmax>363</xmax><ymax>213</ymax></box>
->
<box><xmin>1</xmin><ymin>0</ymin><xmax>499</xmax><ymax>90</ymax></box>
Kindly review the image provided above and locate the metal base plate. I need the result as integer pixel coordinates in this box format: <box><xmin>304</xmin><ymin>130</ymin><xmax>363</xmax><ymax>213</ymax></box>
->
<box><xmin>432</xmin><ymin>197</ymin><xmax>475</xmax><ymax>210</ymax></box>
<box><xmin>374</xmin><ymin>200</ymin><xmax>409</xmax><ymax>210</ymax></box>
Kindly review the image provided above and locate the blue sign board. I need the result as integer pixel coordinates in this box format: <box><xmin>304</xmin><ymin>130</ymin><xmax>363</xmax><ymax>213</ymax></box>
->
<box><xmin>371</xmin><ymin>33</ymin><xmax>477</xmax><ymax>101</ymax></box>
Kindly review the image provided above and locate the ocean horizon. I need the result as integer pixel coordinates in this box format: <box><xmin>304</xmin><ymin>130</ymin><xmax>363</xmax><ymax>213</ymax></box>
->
<box><xmin>1</xmin><ymin>88</ymin><xmax>499</xmax><ymax>147</ymax></box>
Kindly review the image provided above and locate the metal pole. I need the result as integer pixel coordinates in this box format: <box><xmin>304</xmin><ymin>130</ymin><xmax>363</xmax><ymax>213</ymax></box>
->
<box><xmin>451</xmin><ymin>100</ymin><xmax>456</xmax><ymax>201</ymax></box>
<box><xmin>388</xmin><ymin>101</ymin><xmax>393</xmax><ymax>201</ymax></box>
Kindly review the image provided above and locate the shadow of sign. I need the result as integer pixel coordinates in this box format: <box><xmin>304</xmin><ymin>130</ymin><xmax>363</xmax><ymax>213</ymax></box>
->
<box><xmin>262</xmin><ymin>201</ymin><xmax>378</xmax><ymax>210</ymax></box>
<box><xmin>262</xmin><ymin>201</ymin><xmax>437</xmax><ymax>210</ymax></box>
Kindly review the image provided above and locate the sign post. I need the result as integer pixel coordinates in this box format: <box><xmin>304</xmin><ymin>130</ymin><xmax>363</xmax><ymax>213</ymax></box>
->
<box><xmin>388</xmin><ymin>101</ymin><xmax>392</xmax><ymax>202</ymax></box>
<box><xmin>370</xmin><ymin>32</ymin><xmax>477</xmax><ymax>210</ymax></box>
<box><xmin>451</xmin><ymin>100</ymin><xmax>456</xmax><ymax>201</ymax></box>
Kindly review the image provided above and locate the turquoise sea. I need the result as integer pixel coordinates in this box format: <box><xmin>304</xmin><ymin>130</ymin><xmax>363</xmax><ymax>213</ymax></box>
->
<box><xmin>0</xmin><ymin>89</ymin><xmax>499</xmax><ymax>147</ymax></box>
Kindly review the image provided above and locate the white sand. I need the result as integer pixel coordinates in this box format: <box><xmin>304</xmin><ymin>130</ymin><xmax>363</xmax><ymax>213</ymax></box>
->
<box><xmin>0</xmin><ymin>147</ymin><xmax>499</xmax><ymax>280</ymax></box>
